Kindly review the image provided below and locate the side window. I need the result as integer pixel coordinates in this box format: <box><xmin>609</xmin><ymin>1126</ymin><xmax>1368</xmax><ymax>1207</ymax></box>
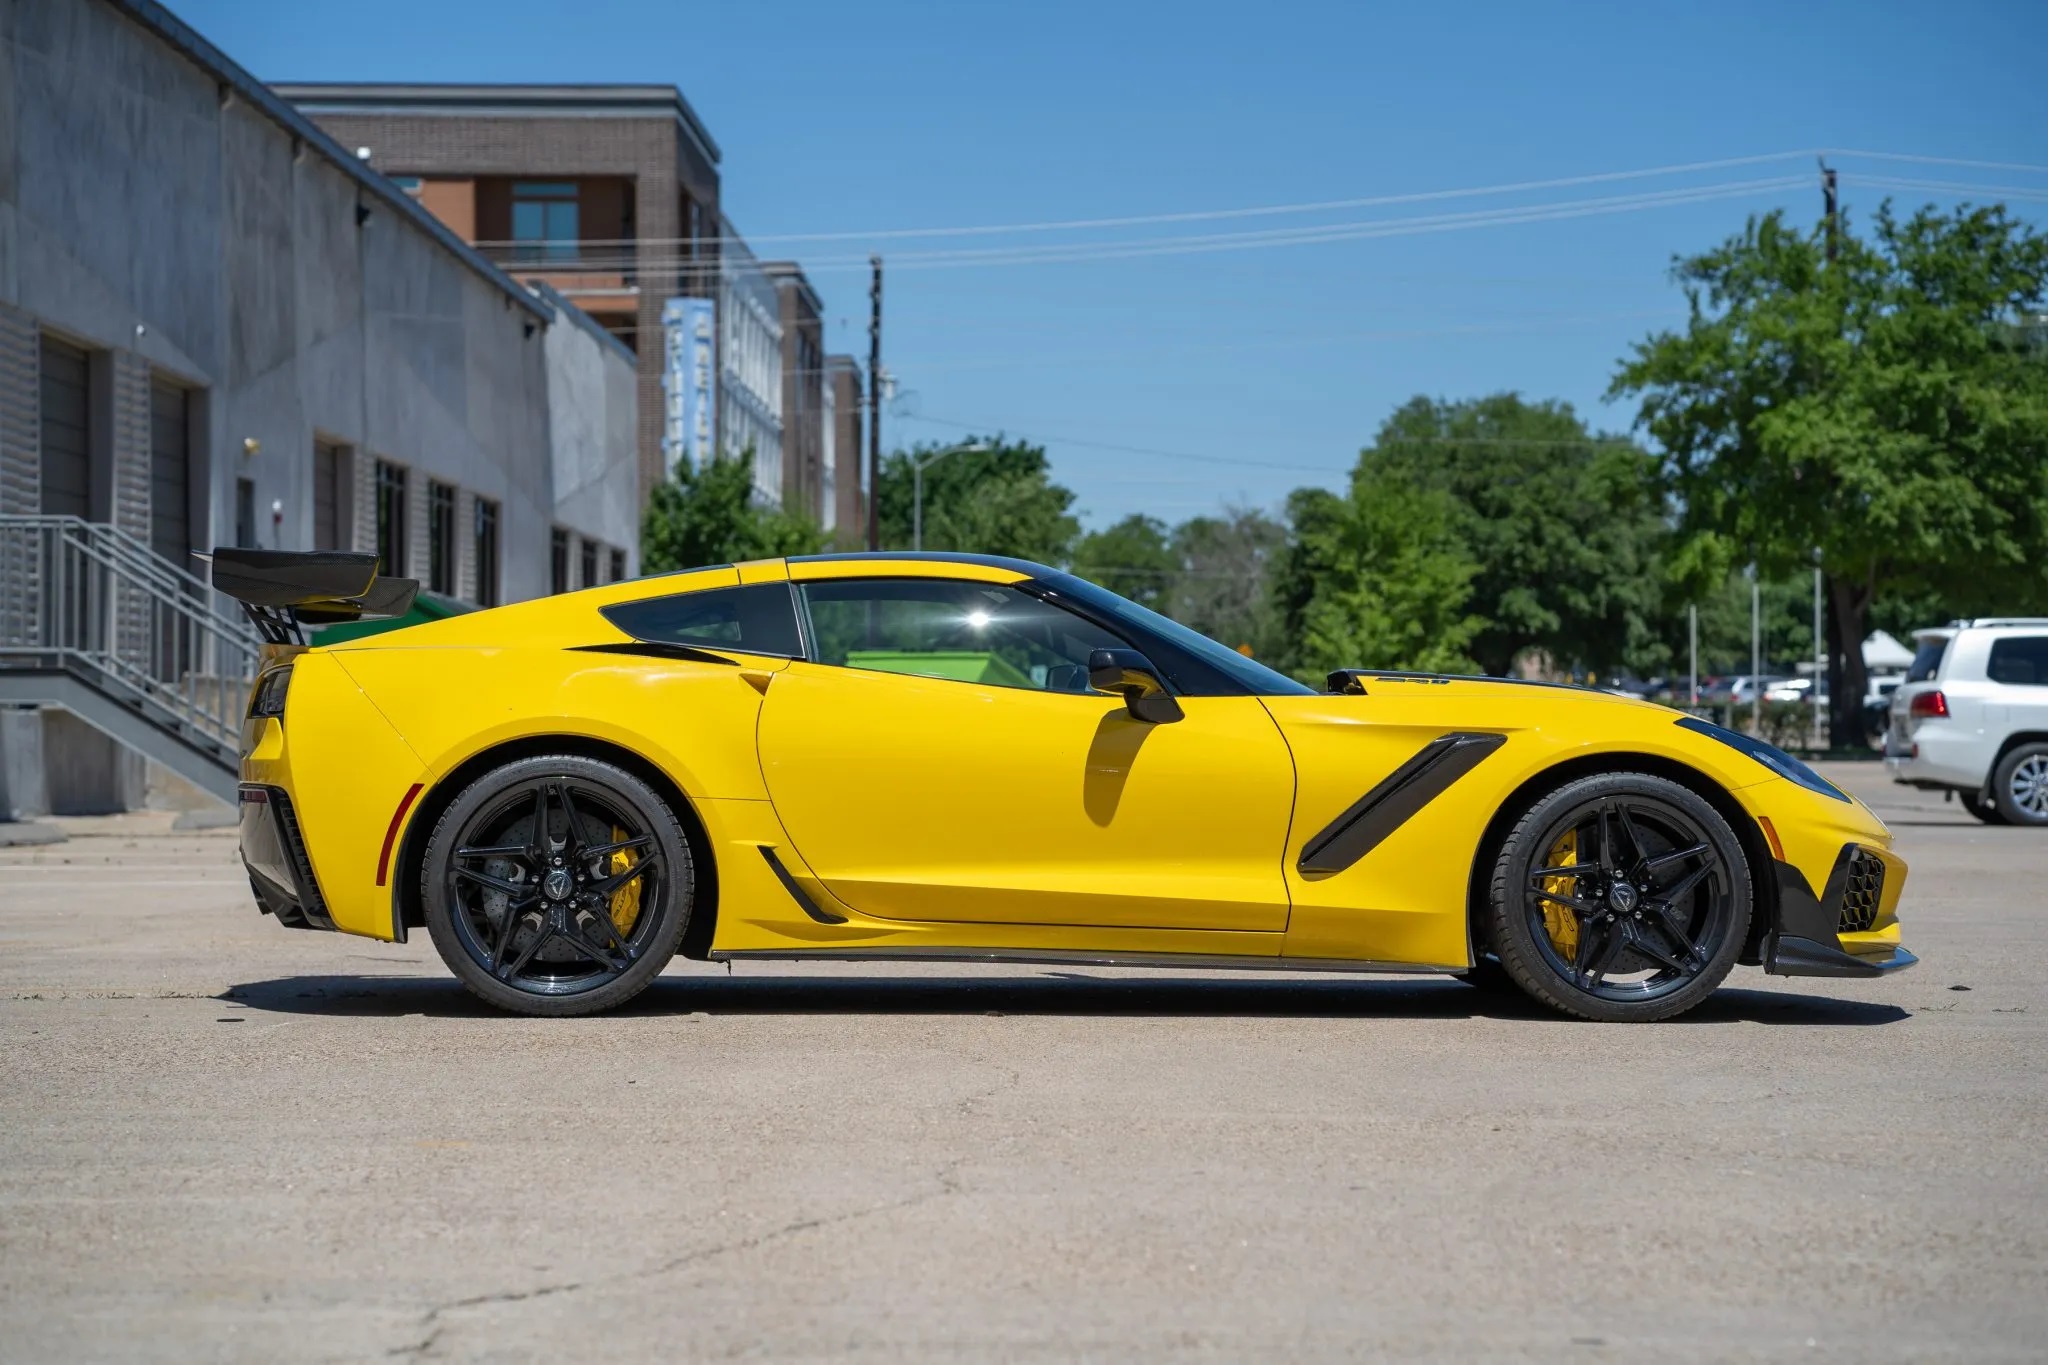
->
<box><xmin>602</xmin><ymin>583</ymin><xmax>802</xmax><ymax>657</ymax></box>
<box><xmin>1987</xmin><ymin>636</ymin><xmax>2048</xmax><ymax>686</ymax></box>
<box><xmin>799</xmin><ymin>578</ymin><xmax>1128</xmax><ymax>692</ymax></box>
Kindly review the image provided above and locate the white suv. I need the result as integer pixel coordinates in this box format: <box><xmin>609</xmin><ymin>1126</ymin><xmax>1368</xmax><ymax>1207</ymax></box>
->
<box><xmin>1886</xmin><ymin>619</ymin><xmax>2048</xmax><ymax>825</ymax></box>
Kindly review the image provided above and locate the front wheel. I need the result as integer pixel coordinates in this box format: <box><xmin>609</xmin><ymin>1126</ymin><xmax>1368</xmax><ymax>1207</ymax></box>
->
<box><xmin>1992</xmin><ymin>743</ymin><xmax>2048</xmax><ymax>826</ymax></box>
<box><xmin>422</xmin><ymin>755</ymin><xmax>695</xmax><ymax>1016</ymax></box>
<box><xmin>1484</xmin><ymin>772</ymin><xmax>1752</xmax><ymax>1023</ymax></box>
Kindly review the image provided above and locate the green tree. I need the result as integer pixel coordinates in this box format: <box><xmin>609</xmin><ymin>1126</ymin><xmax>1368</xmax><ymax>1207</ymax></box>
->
<box><xmin>1072</xmin><ymin>514</ymin><xmax>1176</xmax><ymax>608</ymax></box>
<box><xmin>1169</xmin><ymin>506</ymin><xmax>1289</xmax><ymax>661</ymax></box>
<box><xmin>1612</xmin><ymin>203</ymin><xmax>2048</xmax><ymax>743</ymax></box>
<box><xmin>1362</xmin><ymin>394</ymin><xmax>1670</xmax><ymax>678</ymax></box>
<box><xmin>875</xmin><ymin>437</ymin><xmax>1080</xmax><ymax>564</ymax></box>
<box><xmin>640</xmin><ymin>453</ymin><xmax>826</xmax><ymax>574</ymax></box>
<box><xmin>1274</xmin><ymin>477</ymin><xmax>1485</xmax><ymax>680</ymax></box>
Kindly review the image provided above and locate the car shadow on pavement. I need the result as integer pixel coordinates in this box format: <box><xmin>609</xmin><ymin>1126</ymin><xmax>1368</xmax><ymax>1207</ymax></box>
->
<box><xmin>221</xmin><ymin>973</ymin><xmax>1909</xmax><ymax>1026</ymax></box>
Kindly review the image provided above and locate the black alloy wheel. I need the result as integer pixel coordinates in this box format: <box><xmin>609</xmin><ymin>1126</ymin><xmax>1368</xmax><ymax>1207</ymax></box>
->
<box><xmin>1484</xmin><ymin>772</ymin><xmax>1751</xmax><ymax>1022</ymax></box>
<box><xmin>422</xmin><ymin>755</ymin><xmax>694</xmax><ymax>1016</ymax></box>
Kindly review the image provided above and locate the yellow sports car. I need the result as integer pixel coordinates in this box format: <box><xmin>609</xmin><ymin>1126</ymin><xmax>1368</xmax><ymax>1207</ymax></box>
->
<box><xmin>218</xmin><ymin>548</ymin><xmax>1914</xmax><ymax>1021</ymax></box>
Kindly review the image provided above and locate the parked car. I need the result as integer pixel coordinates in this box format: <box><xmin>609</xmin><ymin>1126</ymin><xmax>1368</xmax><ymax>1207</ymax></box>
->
<box><xmin>1886</xmin><ymin>619</ymin><xmax>2048</xmax><ymax>825</ymax></box>
<box><xmin>1764</xmin><ymin>677</ymin><xmax>1829</xmax><ymax>706</ymax></box>
<box><xmin>1862</xmin><ymin>674</ymin><xmax>1904</xmax><ymax>751</ymax></box>
<box><xmin>1711</xmin><ymin>675</ymin><xmax>1791</xmax><ymax>706</ymax></box>
<box><xmin>213</xmin><ymin>546</ymin><xmax>1917</xmax><ymax>1021</ymax></box>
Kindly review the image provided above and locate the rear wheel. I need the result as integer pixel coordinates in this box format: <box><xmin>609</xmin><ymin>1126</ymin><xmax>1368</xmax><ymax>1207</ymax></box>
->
<box><xmin>1991</xmin><ymin>743</ymin><xmax>2048</xmax><ymax>826</ymax></box>
<box><xmin>423</xmin><ymin>755</ymin><xmax>694</xmax><ymax>1016</ymax></box>
<box><xmin>1484</xmin><ymin>772</ymin><xmax>1751</xmax><ymax>1023</ymax></box>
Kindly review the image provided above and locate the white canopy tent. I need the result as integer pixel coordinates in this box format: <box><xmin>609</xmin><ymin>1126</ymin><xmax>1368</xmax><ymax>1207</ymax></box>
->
<box><xmin>1864</xmin><ymin>630</ymin><xmax>1915</xmax><ymax>671</ymax></box>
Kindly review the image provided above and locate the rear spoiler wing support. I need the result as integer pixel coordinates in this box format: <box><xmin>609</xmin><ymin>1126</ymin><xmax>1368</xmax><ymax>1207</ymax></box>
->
<box><xmin>203</xmin><ymin>548</ymin><xmax>419</xmax><ymax>646</ymax></box>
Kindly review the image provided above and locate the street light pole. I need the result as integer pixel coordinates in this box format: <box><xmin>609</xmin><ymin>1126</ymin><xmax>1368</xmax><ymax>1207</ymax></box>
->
<box><xmin>1812</xmin><ymin>548</ymin><xmax>1825</xmax><ymax>752</ymax></box>
<box><xmin>911</xmin><ymin>442</ymin><xmax>989</xmax><ymax>551</ymax></box>
<box><xmin>1748</xmin><ymin>561</ymin><xmax>1762</xmax><ymax>737</ymax></box>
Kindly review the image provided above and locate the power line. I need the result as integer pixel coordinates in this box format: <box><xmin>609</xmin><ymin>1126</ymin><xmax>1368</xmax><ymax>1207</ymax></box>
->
<box><xmin>902</xmin><ymin>413</ymin><xmax>1349</xmax><ymax>474</ymax></box>
<box><xmin>459</xmin><ymin>147</ymin><xmax>2048</xmax><ymax>260</ymax></box>
<box><xmin>486</xmin><ymin>176</ymin><xmax>1808</xmax><ymax>278</ymax></box>
<box><xmin>897</xmin><ymin>412</ymin><xmax>1644</xmax><ymax>477</ymax></box>
<box><xmin>1823</xmin><ymin>149</ymin><xmax>2048</xmax><ymax>176</ymax></box>
<box><xmin>472</xmin><ymin>150</ymin><xmax>1826</xmax><ymax>251</ymax></box>
<box><xmin>1851</xmin><ymin>175</ymin><xmax>2048</xmax><ymax>204</ymax></box>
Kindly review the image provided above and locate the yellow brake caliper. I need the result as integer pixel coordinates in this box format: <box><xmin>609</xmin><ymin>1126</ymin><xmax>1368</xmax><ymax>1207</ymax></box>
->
<box><xmin>607</xmin><ymin>825</ymin><xmax>643</xmax><ymax>935</ymax></box>
<box><xmin>1540</xmin><ymin>828</ymin><xmax>1580</xmax><ymax>960</ymax></box>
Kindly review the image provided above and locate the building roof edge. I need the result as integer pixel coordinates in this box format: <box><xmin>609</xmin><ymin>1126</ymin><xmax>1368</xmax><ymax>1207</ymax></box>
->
<box><xmin>107</xmin><ymin>1</ymin><xmax>551</xmax><ymax>324</ymax></box>
<box><xmin>267</xmin><ymin>81</ymin><xmax>722</xmax><ymax>168</ymax></box>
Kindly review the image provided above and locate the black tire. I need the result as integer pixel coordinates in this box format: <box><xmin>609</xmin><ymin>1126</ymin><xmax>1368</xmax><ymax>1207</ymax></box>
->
<box><xmin>1991</xmin><ymin>742</ymin><xmax>2048</xmax><ymax>827</ymax></box>
<box><xmin>422</xmin><ymin>755</ymin><xmax>695</xmax><ymax>1016</ymax></box>
<box><xmin>1455</xmin><ymin>954</ymin><xmax>1519</xmax><ymax>995</ymax></box>
<box><xmin>1484</xmin><ymin>772</ymin><xmax>1752</xmax><ymax>1023</ymax></box>
<box><xmin>1960</xmin><ymin>791</ymin><xmax>2008</xmax><ymax>826</ymax></box>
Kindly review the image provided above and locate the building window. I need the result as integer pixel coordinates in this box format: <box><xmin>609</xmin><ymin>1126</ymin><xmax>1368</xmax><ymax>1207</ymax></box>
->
<box><xmin>473</xmin><ymin>498</ymin><xmax>500</xmax><ymax>608</ymax></box>
<box><xmin>427</xmin><ymin>480</ymin><xmax>456</xmax><ymax>596</ymax></box>
<box><xmin>388</xmin><ymin>175</ymin><xmax>423</xmax><ymax>199</ymax></box>
<box><xmin>550</xmin><ymin>528</ymin><xmax>569</xmax><ymax>595</ymax></box>
<box><xmin>609</xmin><ymin>548</ymin><xmax>626</xmax><ymax>583</ymax></box>
<box><xmin>234</xmin><ymin>478</ymin><xmax>256</xmax><ymax>549</ymax></box>
<box><xmin>512</xmin><ymin>181</ymin><xmax>578</xmax><ymax>262</ymax></box>
<box><xmin>580</xmin><ymin>537</ymin><xmax>599</xmax><ymax>590</ymax></box>
<box><xmin>374</xmin><ymin>460</ymin><xmax>407</xmax><ymax>576</ymax></box>
<box><xmin>313</xmin><ymin>442</ymin><xmax>349</xmax><ymax>550</ymax></box>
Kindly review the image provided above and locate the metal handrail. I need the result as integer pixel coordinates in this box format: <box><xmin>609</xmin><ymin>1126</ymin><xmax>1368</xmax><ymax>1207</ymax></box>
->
<box><xmin>0</xmin><ymin>515</ymin><xmax>262</xmax><ymax>760</ymax></box>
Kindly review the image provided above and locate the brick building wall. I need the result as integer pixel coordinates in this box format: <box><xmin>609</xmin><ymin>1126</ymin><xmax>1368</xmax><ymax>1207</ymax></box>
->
<box><xmin>295</xmin><ymin>105</ymin><xmax>719</xmax><ymax>504</ymax></box>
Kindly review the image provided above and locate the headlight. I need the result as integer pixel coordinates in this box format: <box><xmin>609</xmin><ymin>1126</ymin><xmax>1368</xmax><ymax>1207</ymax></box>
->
<box><xmin>249</xmin><ymin>666</ymin><xmax>293</xmax><ymax>719</ymax></box>
<box><xmin>1675</xmin><ymin>716</ymin><xmax>1848</xmax><ymax>802</ymax></box>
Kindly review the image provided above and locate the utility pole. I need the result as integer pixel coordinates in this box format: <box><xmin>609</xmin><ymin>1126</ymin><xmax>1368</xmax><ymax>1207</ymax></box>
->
<box><xmin>865</xmin><ymin>255</ymin><xmax>883</xmax><ymax>551</ymax></box>
<box><xmin>1820</xmin><ymin>160</ymin><xmax>1839</xmax><ymax>263</ymax></box>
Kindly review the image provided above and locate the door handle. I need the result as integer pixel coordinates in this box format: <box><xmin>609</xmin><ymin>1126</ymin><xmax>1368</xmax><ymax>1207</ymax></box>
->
<box><xmin>740</xmin><ymin>670</ymin><xmax>773</xmax><ymax>696</ymax></box>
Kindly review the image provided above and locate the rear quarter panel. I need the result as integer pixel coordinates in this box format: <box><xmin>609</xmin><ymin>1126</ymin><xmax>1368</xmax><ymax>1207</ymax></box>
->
<box><xmin>284</xmin><ymin>565</ymin><xmax>781</xmax><ymax>940</ymax></box>
<box><xmin>244</xmin><ymin>650</ymin><xmax>428</xmax><ymax>939</ymax></box>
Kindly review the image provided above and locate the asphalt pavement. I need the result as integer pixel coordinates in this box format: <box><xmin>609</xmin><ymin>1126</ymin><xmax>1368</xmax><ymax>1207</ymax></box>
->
<box><xmin>2</xmin><ymin>765</ymin><xmax>2043</xmax><ymax>1362</ymax></box>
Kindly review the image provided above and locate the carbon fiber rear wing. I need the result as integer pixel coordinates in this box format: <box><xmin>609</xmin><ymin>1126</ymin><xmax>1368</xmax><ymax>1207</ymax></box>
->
<box><xmin>205</xmin><ymin>548</ymin><xmax>419</xmax><ymax>644</ymax></box>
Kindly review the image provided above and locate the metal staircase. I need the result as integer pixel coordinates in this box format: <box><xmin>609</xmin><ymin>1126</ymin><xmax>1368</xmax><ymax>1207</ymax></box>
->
<box><xmin>0</xmin><ymin>515</ymin><xmax>259</xmax><ymax>804</ymax></box>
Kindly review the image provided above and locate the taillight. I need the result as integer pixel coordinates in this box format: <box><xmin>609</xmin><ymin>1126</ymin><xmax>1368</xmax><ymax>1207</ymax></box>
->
<box><xmin>1909</xmin><ymin>689</ymin><xmax>1948</xmax><ymax>719</ymax></box>
<box><xmin>249</xmin><ymin>666</ymin><xmax>293</xmax><ymax>719</ymax></box>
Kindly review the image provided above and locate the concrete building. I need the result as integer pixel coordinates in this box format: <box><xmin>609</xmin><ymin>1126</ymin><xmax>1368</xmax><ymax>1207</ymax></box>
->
<box><xmin>826</xmin><ymin>355</ymin><xmax>867</xmax><ymax>544</ymax></box>
<box><xmin>276</xmin><ymin>82</ymin><xmax>724</xmax><ymax>502</ymax></box>
<box><xmin>763</xmin><ymin>262</ymin><xmax>826</xmax><ymax>523</ymax></box>
<box><xmin>0</xmin><ymin>0</ymin><xmax>638</xmax><ymax>816</ymax></box>
<box><xmin>716</xmin><ymin>220</ymin><xmax>784</xmax><ymax>505</ymax></box>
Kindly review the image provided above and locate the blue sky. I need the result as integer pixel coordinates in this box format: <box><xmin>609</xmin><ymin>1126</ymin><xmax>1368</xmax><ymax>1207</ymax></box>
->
<box><xmin>182</xmin><ymin>0</ymin><xmax>2048</xmax><ymax>528</ymax></box>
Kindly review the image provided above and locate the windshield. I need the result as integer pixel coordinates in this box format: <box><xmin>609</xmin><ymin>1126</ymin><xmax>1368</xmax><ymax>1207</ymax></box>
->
<box><xmin>1906</xmin><ymin>638</ymin><xmax>1949</xmax><ymax>684</ymax></box>
<box><xmin>1038</xmin><ymin>571</ymin><xmax>1315</xmax><ymax>696</ymax></box>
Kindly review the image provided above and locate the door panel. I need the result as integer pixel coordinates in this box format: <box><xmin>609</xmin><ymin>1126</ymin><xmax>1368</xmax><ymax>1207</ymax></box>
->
<box><xmin>756</xmin><ymin>662</ymin><xmax>1295</xmax><ymax>930</ymax></box>
<box><xmin>38</xmin><ymin>337</ymin><xmax>90</xmax><ymax>518</ymax></box>
<box><xmin>148</xmin><ymin>379</ymin><xmax>190</xmax><ymax>568</ymax></box>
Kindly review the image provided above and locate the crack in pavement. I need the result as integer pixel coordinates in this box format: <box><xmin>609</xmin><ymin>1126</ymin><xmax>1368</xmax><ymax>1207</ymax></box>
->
<box><xmin>387</xmin><ymin>1161</ymin><xmax>966</xmax><ymax>1361</ymax></box>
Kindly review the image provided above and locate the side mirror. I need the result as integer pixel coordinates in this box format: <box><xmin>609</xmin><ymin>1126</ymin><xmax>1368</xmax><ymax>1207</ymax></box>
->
<box><xmin>1088</xmin><ymin>648</ymin><xmax>1184</xmax><ymax>724</ymax></box>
